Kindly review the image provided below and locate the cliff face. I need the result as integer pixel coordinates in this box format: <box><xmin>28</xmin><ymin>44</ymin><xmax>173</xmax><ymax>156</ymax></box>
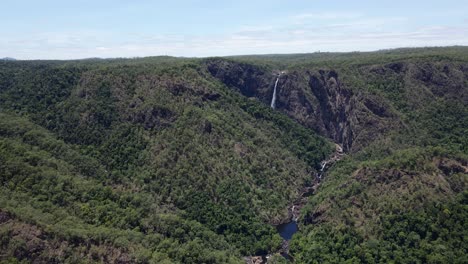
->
<box><xmin>205</xmin><ymin>59</ymin><xmax>400</xmax><ymax>152</ymax></box>
<box><xmin>1</xmin><ymin>48</ymin><xmax>466</xmax><ymax>263</ymax></box>
<box><xmin>205</xmin><ymin>58</ymin><xmax>272</xmax><ymax>102</ymax></box>
<box><xmin>282</xmin><ymin>69</ymin><xmax>399</xmax><ymax>152</ymax></box>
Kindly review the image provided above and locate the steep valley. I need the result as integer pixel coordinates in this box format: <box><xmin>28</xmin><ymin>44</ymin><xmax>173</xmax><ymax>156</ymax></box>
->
<box><xmin>0</xmin><ymin>47</ymin><xmax>467</xmax><ymax>263</ymax></box>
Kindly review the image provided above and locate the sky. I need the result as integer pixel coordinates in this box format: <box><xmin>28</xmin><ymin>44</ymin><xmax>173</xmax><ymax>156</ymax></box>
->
<box><xmin>1</xmin><ymin>0</ymin><xmax>468</xmax><ymax>59</ymax></box>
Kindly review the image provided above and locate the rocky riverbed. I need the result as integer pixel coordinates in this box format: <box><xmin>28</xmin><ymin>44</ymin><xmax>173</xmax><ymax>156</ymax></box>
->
<box><xmin>245</xmin><ymin>144</ymin><xmax>344</xmax><ymax>263</ymax></box>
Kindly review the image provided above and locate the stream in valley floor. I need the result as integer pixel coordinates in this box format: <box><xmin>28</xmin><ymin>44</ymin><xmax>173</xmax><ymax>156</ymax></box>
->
<box><xmin>246</xmin><ymin>144</ymin><xmax>344</xmax><ymax>264</ymax></box>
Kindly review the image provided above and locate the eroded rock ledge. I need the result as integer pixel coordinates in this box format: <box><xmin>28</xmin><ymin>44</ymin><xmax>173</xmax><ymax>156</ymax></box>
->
<box><xmin>205</xmin><ymin>59</ymin><xmax>401</xmax><ymax>152</ymax></box>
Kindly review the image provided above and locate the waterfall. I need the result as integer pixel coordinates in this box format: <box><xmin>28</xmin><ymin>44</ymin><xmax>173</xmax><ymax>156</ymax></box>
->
<box><xmin>320</xmin><ymin>161</ymin><xmax>327</xmax><ymax>171</ymax></box>
<box><xmin>318</xmin><ymin>161</ymin><xmax>328</xmax><ymax>180</ymax></box>
<box><xmin>271</xmin><ymin>76</ymin><xmax>280</xmax><ymax>108</ymax></box>
<box><xmin>292</xmin><ymin>205</ymin><xmax>298</xmax><ymax>221</ymax></box>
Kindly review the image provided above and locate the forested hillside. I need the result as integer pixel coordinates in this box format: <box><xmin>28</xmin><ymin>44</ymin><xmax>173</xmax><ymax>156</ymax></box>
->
<box><xmin>0</xmin><ymin>56</ymin><xmax>331</xmax><ymax>263</ymax></box>
<box><xmin>0</xmin><ymin>47</ymin><xmax>467</xmax><ymax>263</ymax></box>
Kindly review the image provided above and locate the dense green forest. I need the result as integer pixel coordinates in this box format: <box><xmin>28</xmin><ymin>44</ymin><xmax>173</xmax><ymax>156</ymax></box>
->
<box><xmin>0</xmin><ymin>47</ymin><xmax>467</xmax><ymax>263</ymax></box>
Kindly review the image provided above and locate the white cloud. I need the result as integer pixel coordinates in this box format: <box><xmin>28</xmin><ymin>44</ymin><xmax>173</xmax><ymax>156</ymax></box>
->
<box><xmin>292</xmin><ymin>12</ymin><xmax>362</xmax><ymax>22</ymax></box>
<box><xmin>1</xmin><ymin>13</ymin><xmax>467</xmax><ymax>59</ymax></box>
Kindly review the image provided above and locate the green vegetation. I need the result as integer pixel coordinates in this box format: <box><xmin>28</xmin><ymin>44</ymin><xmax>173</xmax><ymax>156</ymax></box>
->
<box><xmin>291</xmin><ymin>191</ymin><xmax>467</xmax><ymax>263</ymax></box>
<box><xmin>0</xmin><ymin>56</ymin><xmax>331</xmax><ymax>262</ymax></box>
<box><xmin>287</xmin><ymin>47</ymin><xmax>468</xmax><ymax>263</ymax></box>
<box><xmin>0</xmin><ymin>46</ymin><xmax>467</xmax><ymax>263</ymax></box>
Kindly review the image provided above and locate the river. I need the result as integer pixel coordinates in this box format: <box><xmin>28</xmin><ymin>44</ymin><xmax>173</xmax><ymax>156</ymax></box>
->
<box><xmin>249</xmin><ymin>144</ymin><xmax>344</xmax><ymax>263</ymax></box>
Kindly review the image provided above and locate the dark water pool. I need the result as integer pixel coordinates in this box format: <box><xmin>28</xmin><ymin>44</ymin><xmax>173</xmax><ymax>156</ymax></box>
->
<box><xmin>276</xmin><ymin>221</ymin><xmax>298</xmax><ymax>240</ymax></box>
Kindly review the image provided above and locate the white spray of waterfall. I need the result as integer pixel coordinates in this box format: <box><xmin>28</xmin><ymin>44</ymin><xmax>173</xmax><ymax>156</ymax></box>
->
<box><xmin>292</xmin><ymin>205</ymin><xmax>298</xmax><ymax>221</ymax></box>
<box><xmin>318</xmin><ymin>161</ymin><xmax>328</xmax><ymax>180</ymax></box>
<box><xmin>270</xmin><ymin>76</ymin><xmax>280</xmax><ymax>108</ymax></box>
<box><xmin>320</xmin><ymin>161</ymin><xmax>327</xmax><ymax>171</ymax></box>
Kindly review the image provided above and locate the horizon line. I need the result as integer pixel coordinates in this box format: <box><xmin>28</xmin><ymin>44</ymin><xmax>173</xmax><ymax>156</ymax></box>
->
<box><xmin>2</xmin><ymin>45</ymin><xmax>467</xmax><ymax>61</ymax></box>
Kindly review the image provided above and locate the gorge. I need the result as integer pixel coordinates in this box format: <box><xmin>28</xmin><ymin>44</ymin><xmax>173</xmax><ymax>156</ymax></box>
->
<box><xmin>0</xmin><ymin>47</ymin><xmax>466</xmax><ymax>263</ymax></box>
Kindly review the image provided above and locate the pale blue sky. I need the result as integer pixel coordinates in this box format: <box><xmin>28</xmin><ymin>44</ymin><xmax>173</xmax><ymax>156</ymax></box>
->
<box><xmin>2</xmin><ymin>0</ymin><xmax>468</xmax><ymax>59</ymax></box>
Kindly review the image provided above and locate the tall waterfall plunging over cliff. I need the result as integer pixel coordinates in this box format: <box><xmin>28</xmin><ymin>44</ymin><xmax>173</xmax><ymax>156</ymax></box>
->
<box><xmin>271</xmin><ymin>76</ymin><xmax>280</xmax><ymax>108</ymax></box>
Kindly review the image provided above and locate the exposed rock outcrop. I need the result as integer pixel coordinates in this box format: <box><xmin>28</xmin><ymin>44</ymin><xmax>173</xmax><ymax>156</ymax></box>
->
<box><xmin>205</xmin><ymin>58</ymin><xmax>273</xmax><ymax>102</ymax></box>
<box><xmin>305</xmin><ymin>70</ymin><xmax>399</xmax><ymax>152</ymax></box>
<box><xmin>205</xmin><ymin>59</ymin><xmax>401</xmax><ymax>152</ymax></box>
